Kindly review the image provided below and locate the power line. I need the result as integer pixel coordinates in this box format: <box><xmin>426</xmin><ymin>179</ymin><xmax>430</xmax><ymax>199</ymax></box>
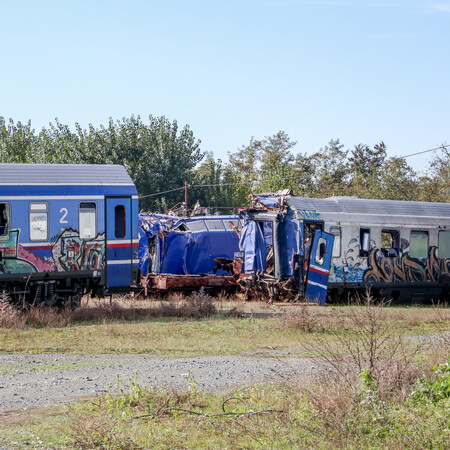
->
<box><xmin>400</xmin><ymin>144</ymin><xmax>449</xmax><ymax>159</ymax></box>
<box><xmin>190</xmin><ymin>175</ymin><xmax>301</xmax><ymax>188</ymax></box>
<box><xmin>138</xmin><ymin>144</ymin><xmax>448</xmax><ymax>199</ymax></box>
<box><xmin>139</xmin><ymin>186</ymin><xmax>185</xmax><ymax>199</ymax></box>
<box><xmin>138</xmin><ymin>175</ymin><xmax>301</xmax><ymax>198</ymax></box>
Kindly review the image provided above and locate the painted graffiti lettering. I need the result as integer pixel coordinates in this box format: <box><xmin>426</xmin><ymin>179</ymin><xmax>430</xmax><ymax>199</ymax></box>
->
<box><xmin>297</xmin><ymin>209</ymin><xmax>320</xmax><ymax>220</ymax></box>
<box><xmin>363</xmin><ymin>246</ymin><xmax>449</xmax><ymax>284</ymax></box>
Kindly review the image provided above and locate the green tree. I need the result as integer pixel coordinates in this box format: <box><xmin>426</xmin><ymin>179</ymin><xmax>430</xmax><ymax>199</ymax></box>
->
<box><xmin>227</xmin><ymin>131</ymin><xmax>297</xmax><ymax>194</ymax></box>
<box><xmin>308</xmin><ymin>139</ymin><xmax>349</xmax><ymax>197</ymax></box>
<box><xmin>0</xmin><ymin>115</ymin><xmax>203</xmax><ymax>211</ymax></box>
<box><xmin>378</xmin><ymin>156</ymin><xmax>418</xmax><ymax>200</ymax></box>
<box><xmin>348</xmin><ymin>142</ymin><xmax>387</xmax><ymax>198</ymax></box>
<box><xmin>418</xmin><ymin>147</ymin><xmax>450</xmax><ymax>203</ymax></box>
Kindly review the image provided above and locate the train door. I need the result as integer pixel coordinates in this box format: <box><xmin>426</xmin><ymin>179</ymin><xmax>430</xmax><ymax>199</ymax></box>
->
<box><xmin>305</xmin><ymin>230</ymin><xmax>334</xmax><ymax>305</ymax></box>
<box><xmin>106</xmin><ymin>197</ymin><xmax>132</xmax><ymax>288</ymax></box>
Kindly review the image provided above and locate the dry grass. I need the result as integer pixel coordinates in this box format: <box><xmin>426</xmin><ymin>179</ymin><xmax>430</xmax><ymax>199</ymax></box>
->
<box><xmin>280</xmin><ymin>305</ymin><xmax>318</xmax><ymax>332</ymax></box>
<box><xmin>0</xmin><ymin>292</ymin><xmax>217</xmax><ymax>329</ymax></box>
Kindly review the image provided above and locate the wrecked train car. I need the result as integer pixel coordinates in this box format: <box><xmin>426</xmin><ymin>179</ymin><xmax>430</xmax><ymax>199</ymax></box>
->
<box><xmin>238</xmin><ymin>194</ymin><xmax>450</xmax><ymax>304</ymax></box>
<box><xmin>138</xmin><ymin>213</ymin><xmax>241</xmax><ymax>293</ymax></box>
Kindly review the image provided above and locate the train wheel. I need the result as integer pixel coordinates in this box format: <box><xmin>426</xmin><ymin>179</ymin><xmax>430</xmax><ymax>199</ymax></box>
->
<box><xmin>61</xmin><ymin>295</ymin><xmax>81</xmax><ymax>310</ymax></box>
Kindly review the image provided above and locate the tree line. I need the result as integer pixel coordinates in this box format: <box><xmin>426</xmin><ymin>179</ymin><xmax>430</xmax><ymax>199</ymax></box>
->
<box><xmin>0</xmin><ymin>116</ymin><xmax>448</xmax><ymax>211</ymax></box>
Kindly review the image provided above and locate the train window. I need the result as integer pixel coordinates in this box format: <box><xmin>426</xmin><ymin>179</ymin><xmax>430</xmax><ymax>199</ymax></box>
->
<box><xmin>360</xmin><ymin>228</ymin><xmax>371</xmax><ymax>256</ymax></box>
<box><xmin>438</xmin><ymin>230</ymin><xmax>450</xmax><ymax>258</ymax></box>
<box><xmin>224</xmin><ymin>219</ymin><xmax>241</xmax><ymax>231</ymax></box>
<box><xmin>329</xmin><ymin>226</ymin><xmax>341</xmax><ymax>258</ymax></box>
<box><xmin>186</xmin><ymin>220</ymin><xmax>207</xmax><ymax>233</ymax></box>
<box><xmin>410</xmin><ymin>231</ymin><xmax>428</xmax><ymax>258</ymax></box>
<box><xmin>381</xmin><ymin>229</ymin><xmax>400</xmax><ymax>257</ymax></box>
<box><xmin>315</xmin><ymin>237</ymin><xmax>327</xmax><ymax>266</ymax></box>
<box><xmin>205</xmin><ymin>220</ymin><xmax>225</xmax><ymax>231</ymax></box>
<box><xmin>0</xmin><ymin>203</ymin><xmax>10</xmax><ymax>237</ymax></box>
<box><xmin>79</xmin><ymin>202</ymin><xmax>97</xmax><ymax>239</ymax></box>
<box><xmin>114</xmin><ymin>205</ymin><xmax>126</xmax><ymax>239</ymax></box>
<box><xmin>29</xmin><ymin>202</ymin><xmax>48</xmax><ymax>241</ymax></box>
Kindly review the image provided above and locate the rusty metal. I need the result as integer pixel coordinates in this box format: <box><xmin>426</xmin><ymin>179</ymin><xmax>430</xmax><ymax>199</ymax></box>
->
<box><xmin>135</xmin><ymin>273</ymin><xmax>238</xmax><ymax>295</ymax></box>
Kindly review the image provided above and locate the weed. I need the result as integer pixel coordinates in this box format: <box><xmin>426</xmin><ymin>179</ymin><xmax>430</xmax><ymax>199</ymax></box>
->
<box><xmin>302</xmin><ymin>290</ymin><xmax>423</xmax><ymax>401</ymax></box>
<box><xmin>280</xmin><ymin>305</ymin><xmax>317</xmax><ymax>332</ymax></box>
<box><xmin>410</xmin><ymin>356</ymin><xmax>450</xmax><ymax>405</ymax></box>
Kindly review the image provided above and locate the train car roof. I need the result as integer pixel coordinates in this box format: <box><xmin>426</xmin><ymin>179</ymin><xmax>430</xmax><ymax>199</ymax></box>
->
<box><xmin>0</xmin><ymin>163</ymin><xmax>135</xmax><ymax>186</ymax></box>
<box><xmin>285</xmin><ymin>196</ymin><xmax>450</xmax><ymax>221</ymax></box>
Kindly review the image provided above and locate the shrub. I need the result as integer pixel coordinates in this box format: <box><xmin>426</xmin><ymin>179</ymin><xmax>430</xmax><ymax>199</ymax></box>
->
<box><xmin>410</xmin><ymin>357</ymin><xmax>450</xmax><ymax>404</ymax></box>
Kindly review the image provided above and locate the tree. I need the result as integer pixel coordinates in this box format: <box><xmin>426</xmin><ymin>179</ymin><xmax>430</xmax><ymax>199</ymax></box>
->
<box><xmin>308</xmin><ymin>139</ymin><xmax>349</xmax><ymax>197</ymax></box>
<box><xmin>348</xmin><ymin>142</ymin><xmax>387</xmax><ymax>198</ymax></box>
<box><xmin>417</xmin><ymin>147</ymin><xmax>450</xmax><ymax>203</ymax></box>
<box><xmin>0</xmin><ymin>115</ymin><xmax>203</xmax><ymax>211</ymax></box>
<box><xmin>378</xmin><ymin>157</ymin><xmax>418</xmax><ymax>200</ymax></box>
<box><xmin>227</xmin><ymin>131</ymin><xmax>297</xmax><ymax>194</ymax></box>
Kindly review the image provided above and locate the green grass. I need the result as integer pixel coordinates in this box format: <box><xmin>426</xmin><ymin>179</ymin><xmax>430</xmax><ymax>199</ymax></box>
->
<box><xmin>0</xmin><ymin>303</ymin><xmax>448</xmax><ymax>356</ymax></box>
<box><xmin>0</xmin><ymin>301</ymin><xmax>448</xmax><ymax>448</ymax></box>
<box><xmin>1</xmin><ymin>369</ymin><xmax>448</xmax><ymax>449</ymax></box>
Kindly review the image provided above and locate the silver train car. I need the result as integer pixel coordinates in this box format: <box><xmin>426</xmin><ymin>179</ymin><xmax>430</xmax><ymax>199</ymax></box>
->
<box><xmin>240</xmin><ymin>195</ymin><xmax>450</xmax><ymax>303</ymax></box>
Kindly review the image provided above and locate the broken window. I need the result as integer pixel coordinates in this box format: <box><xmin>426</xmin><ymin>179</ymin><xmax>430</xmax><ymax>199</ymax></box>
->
<box><xmin>410</xmin><ymin>230</ymin><xmax>428</xmax><ymax>258</ymax></box>
<box><xmin>360</xmin><ymin>228</ymin><xmax>371</xmax><ymax>256</ymax></box>
<box><xmin>30</xmin><ymin>202</ymin><xmax>48</xmax><ymax>241</ymax></box>
<box><xmin>381</xmin><ymin>229</ymin><xmax>400</xmax><ymax>257</ymax></box>
<box><xmin>0</xmin><ymin>203</ymin><xmax>10</xmax><ymax>237</ymax></box>
<box><xmin>224</xmin><ymin>220</ymin><xmax>241</xmax><ymax>231</ymax></box>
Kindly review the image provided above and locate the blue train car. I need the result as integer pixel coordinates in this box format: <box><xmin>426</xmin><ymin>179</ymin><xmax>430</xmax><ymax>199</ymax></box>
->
<box><xmin>139</xmin><ymin>213</ymin><xmax>241</xmax><ymax>276</ymax></box>
<box><xmin>0</xmin><ymin>164</ymin><xmax>139</xmax><ymax>307</ymax></box>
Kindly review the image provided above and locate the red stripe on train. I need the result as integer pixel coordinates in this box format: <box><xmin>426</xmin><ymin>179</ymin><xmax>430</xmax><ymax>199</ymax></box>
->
<box><xmin>107</xmin><ymin>242</ymin><xmax>139</xmax><ymax>248</ymax></box>
<box><xmin>22</xmin><ymin>246</ymin><xmax>52</xmax><ymax>251</ymax></box>
<box><xmin>309</xmin><ymin>266</ymin><xmax>329</xmax><ymax>277</ymax></box>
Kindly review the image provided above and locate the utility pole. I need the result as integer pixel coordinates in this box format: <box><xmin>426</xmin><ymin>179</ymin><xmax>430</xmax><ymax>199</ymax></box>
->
<box><xmin>184</xmin><ymin>181</ymin><xmax>188</xmax><ymax>206</ymax></box>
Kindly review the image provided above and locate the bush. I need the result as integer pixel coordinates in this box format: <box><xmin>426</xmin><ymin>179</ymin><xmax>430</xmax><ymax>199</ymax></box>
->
<box><xmin>410</xmin><ymin>357</ymin><xmax>450</xmax><ymax>404</ymax></box>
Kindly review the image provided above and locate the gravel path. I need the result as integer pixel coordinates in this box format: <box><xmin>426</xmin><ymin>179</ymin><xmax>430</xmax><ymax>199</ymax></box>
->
<box><xmin>0</xmin><ymin>354</ymin><xmax>319</xmax><ymax>412</ymax></box>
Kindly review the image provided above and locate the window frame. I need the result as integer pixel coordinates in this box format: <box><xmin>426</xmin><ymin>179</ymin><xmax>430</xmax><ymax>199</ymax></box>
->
<box><xmin>409</xmin><ymin>230</ymin><xmax>429</xmax><ymax>259</ymax></box>
<box><xmin>205</xmin><ymin>220</ymin><xmax>226</xmax><ymax>232</ymax></box>
<box><xmin>315</xmin><ymin>237</ymin><xmax>327</xmax><ymax>266</ymax></box>
<box><xmin>114</xmin><ymin>204</ymin><xmax>126</xmax><ymax>239</ymax></box>
<box><xmin>359</xmin><ymin>227</ymin><xmax>371</xmax><ymax>257</ymax></box>
<box><xmin>329</xmin><ymin>226</ymin><xmax>341</xmax><ymax>258</ymax></box>
<box><xmin>29</xmin><ymin>202</ymin><xmax>48</xmax><ymax>242</ymax></box>
<box><xmin>0</xmin><ymin>202</ymin><xmax>11</xmax><ymax>239</ymax></box>
<box><xmin>381</xmin><ymin>229</ymin><xmax>400</xmax><ymax>257</ymax></box>
<box><xmin>79</xmin><ymin>201</ymin><xmax>97</xmax><ymax>240</ymax></box>
<box><xmin>438</xmin><ymin>229</ymin><xmax>450</xmax><ymax>259</ymax></box>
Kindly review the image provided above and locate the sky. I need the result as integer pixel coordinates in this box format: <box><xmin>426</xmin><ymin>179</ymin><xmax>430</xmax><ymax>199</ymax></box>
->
<box><xmin>1</xmin><ymin>0</ymin><xmax>449</xmax><ymax>173</ymax></box>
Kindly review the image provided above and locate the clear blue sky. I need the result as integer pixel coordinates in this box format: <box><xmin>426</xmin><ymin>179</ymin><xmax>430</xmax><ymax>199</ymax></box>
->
<box><xmin>1</xmin><ymin>0</ymin><xmax>449</xmax><ymax>173</ymax></box>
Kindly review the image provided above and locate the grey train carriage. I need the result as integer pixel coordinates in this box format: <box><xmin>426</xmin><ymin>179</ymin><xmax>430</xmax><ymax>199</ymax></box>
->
<box><xmin>240</xmin><ymin>195</ymin><xmax>450</xmax><ymax>304</ymax></box>
<box><xmin>0</xmin><ymin>164</ymin><xmax>139</xmax><ymax>307</ymax></box>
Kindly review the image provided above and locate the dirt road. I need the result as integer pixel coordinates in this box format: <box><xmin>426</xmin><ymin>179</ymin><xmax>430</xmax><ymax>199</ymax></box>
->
<box><xmin>0</xmin><ymin>354</ymin><xmax>319</xmax><ymax>411</ymax></box>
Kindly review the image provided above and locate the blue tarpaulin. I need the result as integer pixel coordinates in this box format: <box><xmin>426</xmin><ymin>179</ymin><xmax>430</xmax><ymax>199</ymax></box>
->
<box><xmin>239</xmin><ymin>219</ymin><xmax>268</xmax><ymax>273</ymax></box>
<box><xmin>139</xmin><ymin>214</ymin><xmax>241</xmax><ymax>276</ymax></box>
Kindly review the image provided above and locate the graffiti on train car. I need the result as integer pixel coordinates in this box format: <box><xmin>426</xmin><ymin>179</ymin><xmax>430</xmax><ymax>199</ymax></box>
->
<box><xmin>52</xmin><ymin>229</ymin><xmax>105</xmax><ymax>271</ymax></box>
<box><xmin>364</xmin><ymin>246</ymin><xmax>450</xmax><ymax>283</ymax></box>
<box><xmin>0</xmin><ymin>230</ymin><xmax>40</xmax><ymax>273</ymax></box>
<box><xmin>0</xmin><ymin>228</ymin><xmax>105</xmax><ymax>274</ymax></box>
